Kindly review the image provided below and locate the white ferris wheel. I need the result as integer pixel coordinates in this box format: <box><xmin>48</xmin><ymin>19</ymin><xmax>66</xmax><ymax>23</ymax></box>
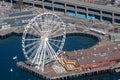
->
<box><xmin>22</xmin><ymin>12</ymin><xmax>66</xmax><ymax>72</ymax></box>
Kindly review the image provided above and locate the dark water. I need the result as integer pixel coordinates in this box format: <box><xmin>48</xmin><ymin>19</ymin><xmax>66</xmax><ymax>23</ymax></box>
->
<box><xmin>0</xmin><ymin>34</ymin><xmax>120</xmax><ymax>80</ymax></box>
<box><xmin>63</xmin><ymin>33</ymin><xmax>99</xmax><ymax>51</ymax></box>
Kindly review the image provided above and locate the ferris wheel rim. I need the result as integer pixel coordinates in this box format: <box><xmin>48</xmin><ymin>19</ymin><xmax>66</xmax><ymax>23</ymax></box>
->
<box><xmin>22</xmin><ymin>12</ymin><xmax>66</xmax><ymax>71</ymax></box>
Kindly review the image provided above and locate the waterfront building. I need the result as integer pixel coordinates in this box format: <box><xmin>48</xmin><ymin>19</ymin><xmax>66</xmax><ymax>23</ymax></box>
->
<box><xmin>13</xmin><ymin>0</ymin><xmax>120</xmax><ymax>24</ymax></box>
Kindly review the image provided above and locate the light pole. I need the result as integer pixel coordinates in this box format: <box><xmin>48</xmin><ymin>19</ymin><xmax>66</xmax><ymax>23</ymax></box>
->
<box><xmin>11</xmin><ymin>0</ymin><xmax>13</xmax><ymax>7</ymax></box>
<box><xmin>2</xmin><ymin>0</ymin><xmax>4</xmax><ymax>3</ymax></box>
<box><xmin>33</xmin><ymin>0</ymin><xmax>35</xmax><ymax>8</ymax></box>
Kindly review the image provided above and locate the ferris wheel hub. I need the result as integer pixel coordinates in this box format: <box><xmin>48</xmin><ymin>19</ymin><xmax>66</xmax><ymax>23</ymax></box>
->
<box><xmin>41</xmin><ymin>36</ymin><xmax>48</xmax><ymax>42</ymax></box>
<box><xmin>45</xmin><ymin>37</ymin><xmax>48</xmax><ymax>42</ymax></box>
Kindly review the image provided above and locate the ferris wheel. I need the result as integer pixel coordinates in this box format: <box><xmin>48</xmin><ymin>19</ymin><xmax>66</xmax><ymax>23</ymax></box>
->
<box><xmin>22</xmin><ymin>12</ymin><xmax>66</xmax><ymax>72</ymax></box>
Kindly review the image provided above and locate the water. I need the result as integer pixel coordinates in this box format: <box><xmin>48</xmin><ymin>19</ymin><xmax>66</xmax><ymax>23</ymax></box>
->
<box><xmin>63</xmin><ymin>33</ymin><xmax>99</xmax><ymax>51</ymax></box>
<box><xmin>0</xmin><ymin>35</ymin><xmax>36</xmax><ymax>80</ymax></box>
<box><xmin>0</xmin><ymin>34</ymin><xmax>120</xmax><ymax>80</ymax></box>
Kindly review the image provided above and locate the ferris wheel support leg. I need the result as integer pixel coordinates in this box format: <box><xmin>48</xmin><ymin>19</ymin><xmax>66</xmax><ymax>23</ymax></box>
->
<box><xmin>37</xmin><ymin>44</ymin><xmax>44</xmax><ymax>70</ymax></box>
<box><xmin>32</xmin><ymin>41</ymin><xmax>43</xmax><ymax>67</ymax></box>
<box><xmin>41</xmin><ymin>47</ymin><xmax>46</xmax><ymax>72</ymax></box>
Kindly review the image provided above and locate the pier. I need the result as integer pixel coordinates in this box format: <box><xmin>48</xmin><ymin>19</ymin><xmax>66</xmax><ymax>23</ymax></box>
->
<box><xmin>17</xmin><ymin>37</ymin><xmax>120</xmax><ymax>80</ymax></box>
<box><xmin>17</xmin><ymin>61</ymin><xmax>113</xmax><ymax>80</ymax></box>
<box><xmin>0</xmin><ymin>20</ymin><xmax>120</xmax><ymax>80</ymax></box>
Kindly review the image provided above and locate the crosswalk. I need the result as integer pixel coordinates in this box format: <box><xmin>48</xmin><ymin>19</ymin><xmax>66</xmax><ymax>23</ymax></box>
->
<box><xmin>52</xmin><ymin>64</ymin><xmax>67</xmax><ymax>74</ymax></box>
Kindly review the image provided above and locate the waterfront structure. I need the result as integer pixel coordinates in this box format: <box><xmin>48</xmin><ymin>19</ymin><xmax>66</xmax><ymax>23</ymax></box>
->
<box><xmin>0</xmin><ymin>16</ymin><xmax>120</xmax><ymax>79</ymax></box>
<box><xmin>15</xmin><ymin>12</ymin><xmax>120</xmax><ymax>79</ymax></box>
<box><xmin>76</xmin><ymin>0</ymin><xmax>95</xmax><ymax>3</ymax></box>
<box><xmin>19</xmin><ymin>0</ymin><xmax>120</xmax><ymax>24</ymax></box>
<box><xmin>0</xmin><ymin>11</ymin><xmax>35</xmax><ymax>28</ymax></box>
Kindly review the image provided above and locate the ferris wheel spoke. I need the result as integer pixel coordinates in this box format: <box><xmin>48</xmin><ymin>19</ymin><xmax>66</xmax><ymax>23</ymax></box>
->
<box><xmin>50</xmin><ymin>16</ymin><xmax>55</xmax><ymax>26</ymax></box>
<box><xmin>46</xmin><ymin>43</ymin><xmax>56</xmax><ymax>59</ymax></box>
<box><xmin>35</xmin><ymin>41</ymin><xmax>44</xmax><ymax>62</ymax></box>
<box><xmin>51</xmin><ymin>28</ymin><xmax>64</xmax><ymax>36</ymax></box>
<box><xmin>25</xmin><ymin>44</ymin><xmax>39</xmax><ymax>55</ymax></box>
<box><xmin>30</xmin><ymin>25</ymin><xmax>42</xmax><ymax>36</ymax></box>
<box><xmin>36</xmin><ymin>41</ymin><xmax>46</xmax><ymax>66</ymax></box>
<box><xmin>38</xmin><ymin>22</ymin><xmax>43</xmax><ymax>32</ymax></box>
<box><xmin>35</xmin><ymin>17</ymin><xmax>43</xmax><ymax>31</ymax></box>
<box><xmin>46</xmin><ymin>46</ymin><xmax>53</xmax><ymax>59</ymax></box>
<box><xmin>37</xmin><ymin>49</ymin><xmax>43</xmax><ymax>66</ymax></box>
<box><xmin>44</xmin><ymin>15</ymin><xmax>49</xmax><ymax>25</ymax></box>
<box><xmin>50</xmin><ymin>17</ymin><xmax>60</xmax><ymax>28</ymax></box>
<box><xmin>25</xmin><ymin>38</ymin><xmax>40</xmax><ymax>41</ymax></box>
<box><xmin>49</xmin><ymin>45</ymin><xmax>57</xmax><ymax>58</ymax></box>
<box><xmin>49</xmin><ymin>14</ymin><xmax>54</xmax><ymax>23</ymax></box>
<box><xmin>51</xmin><ymin>22</ymin><xmax>58</xmax><ymax>30</ymax></box>
<box><xmin>29</xmin><ymin>47</ymin><xmax>38</xmax><ymax>60</ymax></box>
<box><xmin>52</xmin><ymin>26</ymin><xmax>64</xmax><ymax>35</ymax></box>
<box><xmin>52</xmin><ymin>16</ymin><xmax>60</xmax><ymax>23</ymax></box>
<box><xmin>47</xmin><ymin>42</ymin><xmax>56</xmax><ymax>56</ymax></box>
<box><xmin>41</xmin><ymin>46</ymin><xmax>46</xmax><ymax>72</ymax></box>
<box><xmin>38</xmin><ymin>43</ymin><xmax>45</xmax><ymax>68</ymax></box>
<box><xmin>49</xmin><ymin>38</ymin><xmax>63</xmax><ymax>43</ymax></box>
<box><xmin>49</xmin><ymin>15</ymin><xmax>55</xmax><ymax>26</ymax></box>
<box><xmin>25</xmin><ymin>41</ymin><xmax>40</xmax><ymax>48</ymax></box>
<box><xmin>47</xmin><ymin>42</ymin><xmax>54</xmax><ymax>57</ymax></box>
<box><xmin>34</xmin><ymin>21</ymin><xmax>43</xmax><ymax>35</ymax></box>
<box><xmin>48</xmin><ymin>41</ymin><xmax>60</xmax><ymax>49</ymax></box>
<box><xmin>31</xmin><ymin>50</ymin><xmax>39</xmax><ymax>64</ymax></box>
<box><xmin>32</xmin><ymin>41</ymin><xmax>44</xmax><ymax>64</ymax></box>
<box><xmin>50</xmin><ymin>20</ymin><xmax>58</xmax><ymax>28</ymax></box>
<box><xmin>46</xmin><ymin>41</ymin><xmax>58</xmax><ymax>58</ymax></box>
<box><xmin>51</xmin><ymin>20</ymin><xmax>61</xmax><ymax>29</ymax></box>
<box><xmin>52</xmin><ymin>26</ymin><xmax>59</xmax><ymax>32</ymax></box>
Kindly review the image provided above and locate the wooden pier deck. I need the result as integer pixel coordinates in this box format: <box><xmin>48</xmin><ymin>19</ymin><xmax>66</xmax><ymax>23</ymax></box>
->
<box><xmin>17</xmin><ymin>60</ymin><xmax>115</xmax><ymax>80</ymax></box>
